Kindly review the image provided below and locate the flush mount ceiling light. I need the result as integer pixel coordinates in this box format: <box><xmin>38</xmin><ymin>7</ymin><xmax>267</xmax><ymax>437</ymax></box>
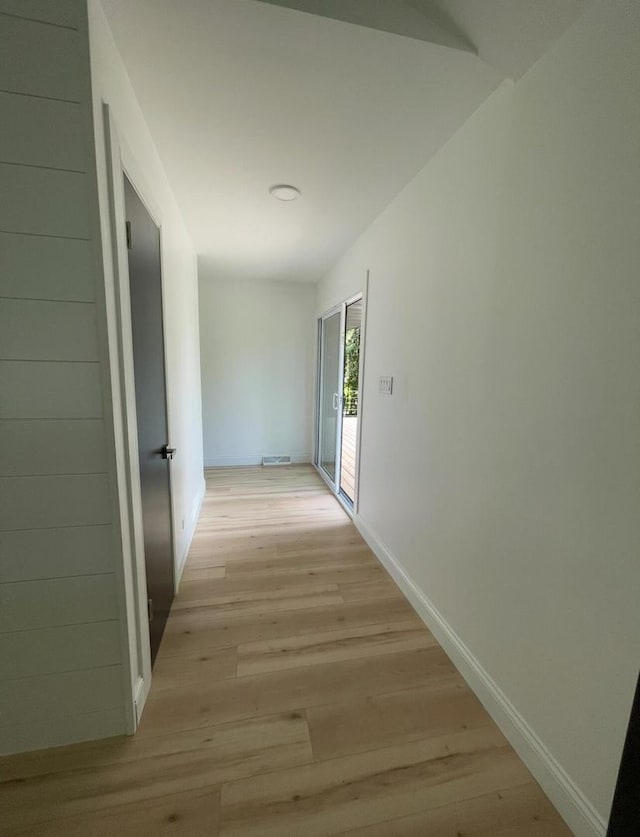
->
<box><xmin>269</xmin><ymin>184</ymin><xmax>301</xmax><ymax>201</ymax></box>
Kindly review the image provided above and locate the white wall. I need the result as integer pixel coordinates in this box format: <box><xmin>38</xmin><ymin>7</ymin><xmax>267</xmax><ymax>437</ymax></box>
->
<box><xmin>0</xmin><ymin>0</ymin><xmax>126</xmax><ymax>753</ymax></box>
<box><xmin>317</xmin><ymin>0</ymin><xmax>640</xmax><ymax>833</ymax></box>
<box><xmin>88</xmin><ymin>0</ymin><xmax>205</xmax><ymax>591</ymax></box>
<box><xmin>199</xmin><ymin>276</ymin><xmax>316</xmax><ymax>467</ymax></box>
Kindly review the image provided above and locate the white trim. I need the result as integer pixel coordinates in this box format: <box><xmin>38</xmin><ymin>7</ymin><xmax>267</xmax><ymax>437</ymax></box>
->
<box><xmin>353</xmin><ymin>275</ymin><xmax>368</xmax><ymax>516</ymax></box>
<box><xmin>82</xmin><ymin>17</ymin><xmax>137</xmax><ymax>738</ymax></box>
<box><xmin>336</xmin><ymin>306</ymin><xmax>346</xmax><ymax>495</ymax></box>
<box><xmin>340</xmin><ymin>288</ymin><xmax>366</xmax><ymax>512</ymax></box>
<box><xmin>204</xmin><ymin>455</ymin><xmax>312</xmax><ymax>468</ymax></box>
<box><xmin>316</xmin><ymin>304</ymin><xmax>344</xmax><ymax>492</ymax></box>
<box><xmin>353</xmin><ymin>512</ymin><xmax>607</xmax><ymax>837</ymax></box>
<box><xmin>175</xmin><ymin>476</ymin><xmax>206</xmax><ymax>590</ymax></box>
<box><xmin>102</xmin><ymin>104</ymin><xmax>151</xmax><ymax>731</ymax></box>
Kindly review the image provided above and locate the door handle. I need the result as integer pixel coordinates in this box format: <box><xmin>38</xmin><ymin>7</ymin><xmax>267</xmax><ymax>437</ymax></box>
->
<box><xmin>161</xmin><ymin>445</ymin><xmax>176</xmax><ymax>460</ymax></box>
<box><xmin>332</xmin><ymin>393</ymin><xmax>339</xmax><ymax>411</ymax></box>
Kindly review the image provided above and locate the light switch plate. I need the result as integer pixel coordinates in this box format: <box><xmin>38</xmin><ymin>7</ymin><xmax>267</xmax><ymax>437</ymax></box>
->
<box><xmin>379</xmin><ymin>376</ymin><xmax>393</xmax><ymax>395</ymax></box>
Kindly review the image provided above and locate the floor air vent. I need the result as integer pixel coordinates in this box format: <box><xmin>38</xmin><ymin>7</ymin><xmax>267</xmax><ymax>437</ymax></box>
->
<box><xmin>262</xmin><ymin>455</ymin><xmax>292</xmax><ymax>466</ymax></box>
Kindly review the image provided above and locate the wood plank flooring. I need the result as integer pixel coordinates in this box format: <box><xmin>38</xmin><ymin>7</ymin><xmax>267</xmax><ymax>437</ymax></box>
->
<box><xmin>0</xmin><ymin>465</ymin><xmax>571</xmax><ymax>836</ymax></box>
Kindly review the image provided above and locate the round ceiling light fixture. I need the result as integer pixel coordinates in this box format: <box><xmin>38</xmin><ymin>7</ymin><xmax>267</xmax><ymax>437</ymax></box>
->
<box><xmin>269</xmin><ymin>184</ymin><xmax>301</xmax><ymax>202</ymax></box>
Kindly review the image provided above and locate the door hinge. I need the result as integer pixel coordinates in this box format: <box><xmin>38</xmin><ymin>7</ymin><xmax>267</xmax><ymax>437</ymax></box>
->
<box><xmin>125</xmin><ymin>220</ymin><xmax>132</xmax><ymax>250</ymax></box>
<box><xmin>147</xmin><ymin>597</ymin><xmax>153</xmax><ymax>623</ymax></box>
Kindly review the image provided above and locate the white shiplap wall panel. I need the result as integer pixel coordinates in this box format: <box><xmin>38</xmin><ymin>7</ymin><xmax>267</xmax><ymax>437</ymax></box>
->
<box><xmin>0</xmin><ymin>525</ymin><xmax>114</xmax><ymax>583</ymax></box>
<box><xmin>0</xmin><ymin>299</ymin><xmax>99</xmax><ymax>361</ymax></box>
<box><xmin>0</xmin><ymin>92</ymin><xmax>86</xmax><ymax>171</ymax></box>
<box><xmin>0</xmin><ymin>14</ymin><xmax>83</xmax><ymax>101</ymax></box>
<box><xmin>0</xmin><ymin>233</ymin><xmax>94</xmax><ymax>302</ymax></box>
<box><xmin>0</xmin><ymin>708</ymin><xmax>125</xmax><ymax>756</ymax></box>
<box><xmin>0</xmin><ymin>0</ymin><xmax>128</xmax><ymax>754</ymax></box>
<box><xmin>0</xmin><ymin>419</ymin><xmax>108</xmax><ymax>476</ymax></box>
<box><xmin>0</xmin><ymin>163</ymin><xmax>90</xmax><ymax>239</ymax></box>
<box><xmin>0</xmin><ymin>665</ymin><xmax>123</xmax><ymax>725</ymax></box>
<box><xmin>0</xmin><ymin>474</ymin><xmax>112</xmax><ymax>531</ymax></box>
<box><xmin>0</xmin><ymin>574</ymin><xmax>119</xmax><ymax>632</ymax></box>
<box><xmin>0</xmin><ymin>361</ymin><xmax>103</xmax><ymax>418</ymax></box>
<box><xmin>0</xmin><ymin>621</ymin><xmax>121</xmax><ymax>679</ymax></box>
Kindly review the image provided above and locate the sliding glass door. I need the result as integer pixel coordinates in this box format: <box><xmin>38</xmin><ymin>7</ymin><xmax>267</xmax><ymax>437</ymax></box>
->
<box><xmin>316</xmin><ymin>294</ymin><xmax>363</xmax><ymax>509</ymax></box>
<box><xmin>339</xmin><ymin>298</ymin><xmax>362</xmax><ymax>504</ymax></box>
<box><xmin>318</xmin><ymin>310</ymin><xmax>342</xmax><ymax>482</ymax></box>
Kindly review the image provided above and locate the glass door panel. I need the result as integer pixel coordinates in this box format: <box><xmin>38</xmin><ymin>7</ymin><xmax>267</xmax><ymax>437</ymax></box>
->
<box><xmin>319</xmin><ymin>311</ymin><xmax>341</xmax><ymax>482</ymax></box>
<box><xmin>339</xmin><ymin>298</ymin><xmax>362</xmax><ymax>504</ymax></box>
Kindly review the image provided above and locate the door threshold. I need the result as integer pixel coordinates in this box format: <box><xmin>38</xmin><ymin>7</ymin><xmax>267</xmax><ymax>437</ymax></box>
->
<box><xmin>313</xmin><ymin>464</ymin><xmax>354</xmax><ymax>519</ymax></box>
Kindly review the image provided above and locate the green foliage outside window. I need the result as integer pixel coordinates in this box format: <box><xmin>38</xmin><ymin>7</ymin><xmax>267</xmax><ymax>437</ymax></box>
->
<box><xmin>343</xmin><ymin>327</ymin><xmax>360</xmax><ymax>416</ymax></box>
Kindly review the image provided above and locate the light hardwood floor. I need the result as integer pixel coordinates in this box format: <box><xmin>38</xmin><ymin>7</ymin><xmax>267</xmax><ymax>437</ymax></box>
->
<box><xmin>0</xmin><ymin>466</ymin><xmax>571</xmax><ymax>836</ymax></box>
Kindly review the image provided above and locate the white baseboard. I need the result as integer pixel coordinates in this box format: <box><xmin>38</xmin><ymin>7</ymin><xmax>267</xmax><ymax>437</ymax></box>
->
<box><xmin>175</xmin><ymin>476</ymin><xmax>206</xmax><ymax>589</ymax></box>
<box><xmin>204</xmin><ymin>454</ymin><xmax>312</xmax><ymax>468</ymax></box>
<box><xmin>353</xmin><ymin>513</ymin><xmax>607</xmax><ymax>837</ymax></box>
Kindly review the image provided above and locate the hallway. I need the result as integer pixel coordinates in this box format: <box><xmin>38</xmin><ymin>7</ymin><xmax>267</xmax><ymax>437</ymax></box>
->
<box><xmin>1</xmin><ymin>466</ymin><xmax>569</xmax><ymax>836</ymax></box>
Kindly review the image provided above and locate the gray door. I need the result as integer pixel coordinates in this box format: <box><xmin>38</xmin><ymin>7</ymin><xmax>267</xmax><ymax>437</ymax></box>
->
<box><xmin>124</xmin><ymin>176</ymin><xmax>174</xmax><ymax>665</ymax></box>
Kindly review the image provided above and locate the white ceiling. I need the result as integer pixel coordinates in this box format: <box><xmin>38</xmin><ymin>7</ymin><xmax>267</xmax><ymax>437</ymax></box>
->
<box><xmin>100</xmin><ymin>0</ymin><xmax>591</xmax><ymax>283</ymax></box>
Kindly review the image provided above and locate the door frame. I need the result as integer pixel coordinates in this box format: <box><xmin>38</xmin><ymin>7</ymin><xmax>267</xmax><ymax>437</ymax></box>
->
<box><xmin>101</xmin><ymin>104</ymin><xmax>176</xmax><ymax>730</ymax></box>
<box><xmin>316</xmin><ymin>304</ymin><xmax>345</xmax><ymax>496</ymax></box>
<box><xmin>315</xmin><ymin>283</ymin><xmax>367</xmax><ymax>515</ymax></box>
